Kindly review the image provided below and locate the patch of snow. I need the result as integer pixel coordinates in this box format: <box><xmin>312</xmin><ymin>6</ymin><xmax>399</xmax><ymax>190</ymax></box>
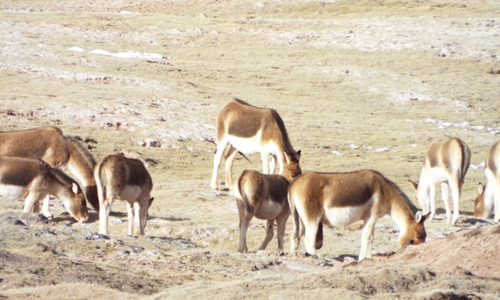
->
<box><xmin>331</xmin><ymin>150</ymin><xmax>344</xmax><ymax>156</ymax></box>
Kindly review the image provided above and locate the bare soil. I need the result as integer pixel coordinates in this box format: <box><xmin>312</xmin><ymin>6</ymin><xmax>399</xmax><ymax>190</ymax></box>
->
<box><xmin>1</xmin><ymin>0</ymin><xmax>499</xmax><ymax>299</ymax></box>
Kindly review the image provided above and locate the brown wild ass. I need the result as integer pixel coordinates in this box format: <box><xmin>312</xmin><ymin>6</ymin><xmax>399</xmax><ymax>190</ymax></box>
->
<box><xmin>409</xmin><ymin>137</ymin><xmax>471</xmax><ymax>223</ymax></box>
<box><xmin>474</xmin><ymin>140</ymin><xmax>500</xmax><ymax>221</ymax></box>
<box><xmin>95</xmin><ymin>154</ymin><xmax>154</xmax><ymax>236</ymax></box>
<box><xmin>234</xmin><ymin>168</ymin><xmax>298</xmax><ymax>252</ymax></box>
<box><xmin>210</xmin><ymin>98</ymin><xmax>301</xmax><ymax>190</ymax></box>
<box><xmin>289</xmin><ymin>170</ymin><xmax>429</xmax><ymax>261</ymax></box>
<box><xmin>0</xmin><ymin>126</ymin><xmax>99</xmax><ymax>212</ymax></box>
<box><xmin>0</xmin><ymin>156</ymin><xmax>88</xmax><ymax>222</ymax></box>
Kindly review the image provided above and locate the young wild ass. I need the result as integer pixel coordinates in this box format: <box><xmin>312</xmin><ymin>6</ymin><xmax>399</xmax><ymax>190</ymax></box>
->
<box><xmin>409</xmin><ymin>137</ymin><xmax>471</xmax><ymax>223</ymax></box>
<box><xmin>473</xmin><ymin>140</ymin><xmax>500</xmax><ymax>221</ymax></box>
<box><xmin>0</xmin><ymin>156</ymin><xmax>88</xmax><ymax>222</ymax></box>
<box><xmin>210</xmin><ymin>98</ymin><xmax>301</xmax><ymax>190</ymax></box>
<box><xmin>288</xmin><ymin>170</ymin><xmax>429</xmax><ymax>261</ymax></box>
<box><xmin>0</xmin><ymin>126</ymin><xmax>99</xmax><ymax>212</ymax></box>
<box><xmin>234</xmin><ymin>168</ymin><xmax>299</xmax><ymax>253</ymax></box>
<box><xmin>95</xmin><ymin>154</ymin><xmax>154</xmax><ymax>236</ymax></box>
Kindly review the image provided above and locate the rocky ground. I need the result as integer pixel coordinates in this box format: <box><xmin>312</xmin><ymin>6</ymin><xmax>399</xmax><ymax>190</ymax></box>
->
<box><xmin>1</xmin><ymin>0</ymin><xmax>500</xmax><ymax>299</ymax></box>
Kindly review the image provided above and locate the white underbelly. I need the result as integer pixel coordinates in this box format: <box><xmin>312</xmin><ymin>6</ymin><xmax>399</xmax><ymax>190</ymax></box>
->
<box><xmin>117</xmin><ymin>185</ymin><xmax>142</xmax><ymax>201</ymax></box>
<box><xmin>228</xmin><ymin>133</ymin><xmax>264</xmax><ymax>155</ymax></box>
<box><xmin>254</xmin><ymin>198</ymin><xmax>284</xmax><ymax>220</ymax></box>
<box><xmin>324</xmin><ymin>203</ymin><xmax>371</xmax><ymax>227</ymax></box>
<box><xmin>0</xmin><ymin>184</ymin><xmax>28</xmax><ymax>200</ymax></box>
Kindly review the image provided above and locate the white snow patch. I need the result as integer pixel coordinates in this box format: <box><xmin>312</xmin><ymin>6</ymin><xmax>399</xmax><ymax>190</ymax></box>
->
<box><xmin>331</xmin><ymin>150</ymin><xmax>344</xmax><ymax>156</ymax></box>
<box><xmin>90</xmin><ymin>49</ymin><xmax>164</xmax><ymax>60</ymax></box>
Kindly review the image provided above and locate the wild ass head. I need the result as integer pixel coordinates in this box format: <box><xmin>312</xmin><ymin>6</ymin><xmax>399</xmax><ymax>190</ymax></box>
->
<box><xmin>399</xmin><ymin>210</ymin><xmax>429</xmax><ymax>247</ymax></box>
<box><xmin>281</xmin><ymin>150</ymin><xmax>302</xmax><ymax>181</ymax></box>
<box><xmin>67</xmin><ymin>182</ymin><xmax>89</xmax><ymax>223</ymax></box>
<box><xmin>473</xmin><ymin>183</ymin><xmax>488</xmax><ymax>218</ymax></box>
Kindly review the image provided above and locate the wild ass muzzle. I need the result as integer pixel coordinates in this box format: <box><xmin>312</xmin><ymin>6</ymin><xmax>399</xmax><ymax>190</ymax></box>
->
<box><xmin>0</xmin><ymin>156</ymin><xmax>88</xmax><ymax>222</ymax></box>
<box><xmin>288</xmin><ymin>170</ymin><xmax>429</xmax><ymax>261</ymax></box>
<box><xmin>474</xmin><ymin>140</ymin><xmax>500</xmax><ymax>221</ymax></box>
<box><xmin>0</xmin><ymin>126</ymin><xmax>99</xmax><ymax>211</ymax></box>
<box><xmin>210</xmin><ymin>98</ymin><xmax>301</xmax><ymax>190</ymax></box>
<box><xmin>409</xmin><ymin>137</ymin><xmax>471</xmax><ymax>223</ymax></box>
<box><xmin>233</xmin><ymin>169</ymin><xmax>296</xmax><ymax>252</ymax></box>
<box><xmin>95</xmin><ymin>154</ymin><xmax>154</xmax><ymax>236</ymax></box>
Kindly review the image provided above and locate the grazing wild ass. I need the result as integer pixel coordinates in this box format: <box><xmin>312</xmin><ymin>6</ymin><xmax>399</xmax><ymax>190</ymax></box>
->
<box><xmin>409</xmin><ymin>137</ymin><xmax>471</xmax><ymax>223</ymax></box>
<box><xmin>210</xmin><ymin>98</ymin><xmax>301</xmax><ymax>190</ymax></box>
<box><xmin>234</xmin><ymin>168</ymin><xmax>299</xmax><ymax>252</ymax></box>
<box><xmin>289</xmin><ymin>170</ymin><xmax>429</xmax><ymax>261</ymax></box>
<box><xmin>0</xmin><ymin>156</ymin><xmax>88</xmax><ymax>222</ymax></box>
<box><xmin>95</xmin><ymin>154</ymin><xmax>154</xmax><ymax>236</ymax></box>
<box><xmin>0</xmin><ymin>126</ymin><xmax>99</xmax><ymax>212</ymax></box>
<box><xmin>474</xmin><ymin>140</ymin><xmax>500</xmax><ymax>221</ymax></box>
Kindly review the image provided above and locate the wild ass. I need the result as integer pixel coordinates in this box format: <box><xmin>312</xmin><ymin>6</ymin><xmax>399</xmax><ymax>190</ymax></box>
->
<box><xmin>409</xmin><ymin>137</ymin><xmax>471</xmax><ymax>223</ymax></box>
<box><xmin>473</xmin><ymin>140</ymin><xmax>500</xmax><ymax>221</ymax></box>
<box><xmin>234</xmin><ymin>168</ymin><xmax>298</xmax><ymax>252</ymax></box>
<box><xmin>95</xmin><ymin>154</ymin><xmax>154</xmax><ymax>236</ymax></box>
<box><xmin>210</xmin><ymin>98</ymin><xmax>301</xmax><ymax>190</ymax></box>
<box><xmin>288</xmin><ymin>170</ymin><xmax>429</xmax><ymax>261</ymax></box>
<box><xmin>0</xmin><ymin>126</ymin><xmax>99</xmax><ymax>212</ymax></box>
<box><xmin>0</xmin><ymin>156</ymin><xmax>88</xmax><ymax>222</ymax></box>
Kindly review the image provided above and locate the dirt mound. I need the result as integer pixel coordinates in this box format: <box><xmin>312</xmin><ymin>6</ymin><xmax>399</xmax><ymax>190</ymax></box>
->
<box><xmin>366</xmin><ymin>224</ymin><xmax>500</xmax><ymax>279</ymax></box>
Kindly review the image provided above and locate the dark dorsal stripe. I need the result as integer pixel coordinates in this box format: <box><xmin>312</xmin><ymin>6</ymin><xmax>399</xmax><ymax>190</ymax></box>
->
<box><xmin>65</xmin><ymin>136</ymin><xmax>97</xmax><ymax>169</ymax></box>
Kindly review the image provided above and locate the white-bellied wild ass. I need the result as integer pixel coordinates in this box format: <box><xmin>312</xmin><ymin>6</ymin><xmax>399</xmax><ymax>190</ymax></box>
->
<box><xmin>0</xmin><ymin>126</ymin><xmax>99</xmax><ymax>212</ymax></box>
<box><xmin>289</xmin><ymin>170</ymin><xmax>429</xmax><ymax>261</ymax></box>
<box><xmin>409</xmin><ymin>137</ymin><xmax>471</xmax><ymax>223</ymax></box>
<box><xmin>95</xmin><ymin>154</ymin><xmax>154</xmax><ymax>236</ymax></box>
<box><xmin>210</xmin><ymin>98</ymin><xmax>301</xmax><ymax>190</ymax></box>
<box><xmin>234</xmin><ymin>168</ymin><xmax>298</xmax><ymax>252</ymax></box>
<box><xmin>474</xmin><ymin>140</ymin><xmax>500</xmax><ymax>221</ymax></box>
<box><xmin>0</xmin><ymin>156</ymin><xmax>88</xmax><ymax>222</ymax></box>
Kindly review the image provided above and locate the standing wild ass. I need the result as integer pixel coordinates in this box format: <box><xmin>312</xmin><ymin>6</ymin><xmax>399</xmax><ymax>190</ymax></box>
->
<box><xmin>0</xmin><ymin>126</ymin><xmax>99</xmax><ymax>212</ymax></box>
<box><xmin>95</xmin><ymin>154</ymin><xmax>154</xmax><ymax>236</ymax></box>
<box><xmin>234</xmin><ymin>168</ymin><xmax>298</xmax><ymax>252</ymax></box>
<box><xmin>0</xmin><ymin>156</ymin><xmax>88</xmax><ymax>222</ymax></box>
<box><xmin>474</xmin><ymin>140</ymin><xmax>500</xmax><ymax>221</ymax></box>
<box><xmin>410</xmin><ymin>137</ymin><xmax>471</xmax><ymax>223</ymax></box>
<box><xmin>289</xmin><ymin>170</ymin><xmax>429</xmax><ymax>261</ymax></box>
<box><xmin>210</xmin><ymin>98</ymin><xmax>301</xmax><ymax>190</ymax></box>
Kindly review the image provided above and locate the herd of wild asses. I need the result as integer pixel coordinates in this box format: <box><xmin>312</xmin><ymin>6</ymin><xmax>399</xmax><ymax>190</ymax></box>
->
<box><xmin>0</xmin><ymin>98</ymin><xmax>498</xmax><ymax>260</ymax></box>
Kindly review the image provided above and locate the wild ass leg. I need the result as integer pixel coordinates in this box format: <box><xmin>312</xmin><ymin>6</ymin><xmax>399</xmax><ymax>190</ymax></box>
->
<box><xmin>224</xmin><ymin>146</ymin><xmax>238</xmax><ymax>190</ymax></box>
<box><xmin>23</xmin><ymin>192</ymin><xmax>43</xmax><ymax>213</ymax></box>
<box><xmin>132</xmin><ymin>201</ymin><xmax>143</xmax><ymax>236</ymax></box>
<box><xmin>99</xmin><ymin>197</ymin><xmax>113</xmax><ymax>236</ymax></box>
<box><xmin>258</xmin><ymin>219</ymin><xmax>275</xmax><ymax>251</ymax></box>
<box><xmin>440</xmin><ymin>182</ymin><xmax>452</xmax><ymax>223</ymax></box>
<box><xmin>41</xmin><ymin>195</ymin><xmax>53</xmax><ymax>218</ymax></box>
<box><xmin>359</xmin><ymin>217</ymin><xmax>377</xmax><ymax>261</ymax></box>
<box><xmin>449</xmin><ymin>178</ymin><xmax>461</xmax><ymax>223</ymax></box>
<box><xmin>261</xmin><ymin>152</ymin><xmax>271</xmax><ymax>174</ymax></box>
<box><xmin>276</xmin><ymin>213</ymin><xmax>288</xmax><ymax>250</ymax></box>
<box><xmin>494</xmin><ymin>182</ymin><xmax>500</xmax><ymax>222</ymax></box>
<box><xmin>211</xmin><ymin>139</ymin><xmax>229</xmax><ymax>190</ymax></box>
<box><xmin>303</xmin><ymin>220</ymin><xmax>320</xmax><ymax>255</ymax></box>
<box><xmin>236</xmin><ymin>199</ymin><xmax>245</xmax><ymax>229</ymax></box>
<box><xmin>126</xmin><ymin>201</ymin><xmax>134</xmax><ymax>236</ymax></box>
<box><xmin>238</xmin><ymin>211</ymin><xmax>253</xmax><ymax>253</ymax></box>
<box><xmin>138</xmin><ymin>198</ymin><xmax>150</xmax><ymax>235</ymax></box>
<box><xmin>269</xmin><ymin>154</ymin><xmax>277</xmax><ymax>174</ymax></box>
<box><xmin>428</xmin><ymin>183</ymin><xmax>436</xmax><ymax>221</ymax></box>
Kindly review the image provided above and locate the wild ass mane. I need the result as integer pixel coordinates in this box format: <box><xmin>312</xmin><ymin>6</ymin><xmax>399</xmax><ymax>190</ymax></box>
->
<box><xmin>65</xmin><ymin>136</ymin><xmax>97</xmax><ymax>169</ymax></box>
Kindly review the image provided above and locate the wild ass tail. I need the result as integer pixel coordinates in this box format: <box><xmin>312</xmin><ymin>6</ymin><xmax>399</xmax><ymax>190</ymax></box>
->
<box><xmin>94</xmin><ymin>160</ymin><xmax>106</xmax><ymax>210</ymax></box>
<box><xmin>236</xmin><ymin>174</ymin><xmax>253</xmax><ymax>213</ymax></box>
<box><xmin>459</xmin><ymin>140</ymin><xmax>471</xmax><ymax>184</ymax></box>
<box><xmin>288</xmin><ymin>190</ymin><xmax>301</xmax><ymax>252</ymax></box>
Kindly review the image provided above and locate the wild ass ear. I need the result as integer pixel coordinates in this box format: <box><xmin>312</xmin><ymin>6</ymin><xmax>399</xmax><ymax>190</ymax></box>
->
<box><xmin>296</xmin><ymin>150</ymin><xmax>301</xmax><ymax>159</ymax></box>
<box><xmin>408</xmin><ymin>180</ymin><xmax>418</xmax><ymax>191</ymax></box>
<box><xmin>148</xmin><ymin>197</ymin><xmax>154</xmax><ymax>208</ymax></box>
<box><xmin>477</xmin><ymin>182</ymin><xmax>484</xmax><ymax>195</ymax></box>
<box><xmin>72</xmin><ymin>183</ymin><xmax>80</xmax><ymax>194</ymax></box>
<box><xmin>415</xmin><ymin>210</ymin><xmax>430</xmax><ymax>223</ymax></box>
